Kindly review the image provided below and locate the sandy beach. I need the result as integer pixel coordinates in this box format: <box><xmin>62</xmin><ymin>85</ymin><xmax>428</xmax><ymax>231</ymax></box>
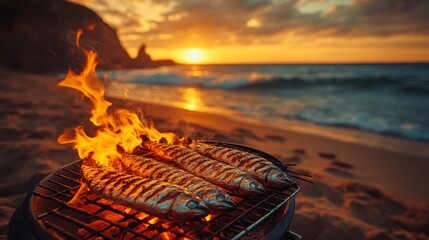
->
<box><xmin>1</xmin><ymin>68</ymin><xmax>429</xmax><ymax>239</ymax></box>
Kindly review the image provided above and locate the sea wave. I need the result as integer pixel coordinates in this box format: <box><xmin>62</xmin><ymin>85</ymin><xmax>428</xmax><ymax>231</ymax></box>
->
<box><xmin>105</xmin><ymin>64</ymin><xmax>429</xmax><ymax>143</ymax></box>
<box><xmin>283</xmin><ymin>114</ymin><xmax>429</xmax><ymax>142</ymax></box>
<box><xmin>122</xmin><ymin>72</ymin><xmax>429</xmax><ymax>94</ymax></box>
<box><xmin>236</xmin><ymin>76</ymin><xmax>429</xmax><ymax>95</ymax></box>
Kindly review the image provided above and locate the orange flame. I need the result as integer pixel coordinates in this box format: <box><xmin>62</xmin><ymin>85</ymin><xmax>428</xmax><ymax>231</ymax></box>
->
<box><xmin>76</xmin><ymin>29</ymin><xmax>83</xmax><ymax>48</ymax></box>
<box><xmin>58</xmin><ymin>31</ymin><xmax>178</xmax><ymax>166</ymax></box>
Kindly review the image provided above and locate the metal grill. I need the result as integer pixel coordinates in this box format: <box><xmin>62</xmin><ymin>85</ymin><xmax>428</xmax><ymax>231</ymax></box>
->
<box><xmin>28</xmin><ymin>143</ymin><xmax>301</xmax><ymax>240</ymax></box>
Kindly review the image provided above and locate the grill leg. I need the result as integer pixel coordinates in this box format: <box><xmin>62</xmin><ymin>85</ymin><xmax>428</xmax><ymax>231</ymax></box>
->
<box><xmin>8</xmin><ymin>192</ymin><xmax>53</xmax><ymax>240</ymax></box>
<box><xmin>281</xmin><ymin>230</ymin><xmax>302</xmax><ymax>240</ymax></box>
<box><xmin>8</xmin><ymin>204</ymin><xmax>37</xmax><ymax>240</ymax></box>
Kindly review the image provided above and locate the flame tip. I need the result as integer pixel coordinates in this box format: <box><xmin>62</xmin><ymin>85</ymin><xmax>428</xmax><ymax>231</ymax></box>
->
<box><xmin>58</xmin><ymin>30</ymin><xmax>180</xmax><ymax>166</ymax></box>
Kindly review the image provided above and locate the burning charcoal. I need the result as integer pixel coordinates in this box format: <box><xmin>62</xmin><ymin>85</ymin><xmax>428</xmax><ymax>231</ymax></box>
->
<box><xmin>102</xmin><ymin>225</ymin><xmax>122</xmax><ymax>238</ymax></box>
<box><xmin>79</xmin><ymin>202</ymin><xmax>102</xmax><ymax>215</ymax></box>
<box><xmin>157</xmin><ymin>232</ymin><xmax>177</xmax><ymax>240</ymax></box>
<box><xmin>77</xmin><ymin>220</ymin><xmax>111</xmax><ymax>238</ymax></box>
<box><xmin>100</xmin><ymin>210</ymin><xmax>126</xmax><ymax>222</ymax></box>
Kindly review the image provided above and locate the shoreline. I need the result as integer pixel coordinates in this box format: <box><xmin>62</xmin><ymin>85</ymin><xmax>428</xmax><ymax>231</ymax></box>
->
<box><xmin>107</xmin><ymin>91</ymin><xmax>429</xmax><ymax>159</ymax></box>
<box><xmin>111</xmin><ymin>97</ymin><xmax>429</xmax><ymax>203</ymax></box>
<box><xmin>2</xmin><ymin>68</ymin><xmax>429</xmax><ymax>239</ymax></box>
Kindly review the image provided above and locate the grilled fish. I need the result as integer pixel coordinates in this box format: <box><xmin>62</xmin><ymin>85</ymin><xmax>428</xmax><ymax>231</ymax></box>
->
<box><xmin>188</xmin><ymin>142</ymin><xmax>294</xmax><ymax>188</ymax></box>
<box><xmin>119</xmin><ymin>152</ymin><xmax>236</xmax><ymax>211</ymax></box>
<box><xmin>141</xmin><ymin>142</ymin><xmax>265</xmax><ymax>196</ymax></box>
<box><xmin>81</xmin><ymin>160</ymin><xmax>208</xmax><ymax>220</ymax></box>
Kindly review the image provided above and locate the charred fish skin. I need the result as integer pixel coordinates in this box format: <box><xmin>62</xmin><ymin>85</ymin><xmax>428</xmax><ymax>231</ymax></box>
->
<box><xmin>81</xmin><ymin>162</ymin><xmax>208</xmax><ymax>221</ymax></box>
<box><xmin>189</xmin><ymin>142</ymin><xmax>294</xmax><ymax>188</ymax></box>
<box><xmin>120</xmin><ymin>153</ymin><xmax>236</xmax><ymax>210</ymax></box>
<box><xmin>141</xmin><ymin>142</ymin><xmax>265</xmax><ymax>196</ymax></box>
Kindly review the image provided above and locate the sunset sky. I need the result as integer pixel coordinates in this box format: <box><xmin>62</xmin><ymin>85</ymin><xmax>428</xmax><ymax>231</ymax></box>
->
<box><xmin>71</xmin><ymin>0</ymin><xmax>429</xmax><ymax>64</ymax></box>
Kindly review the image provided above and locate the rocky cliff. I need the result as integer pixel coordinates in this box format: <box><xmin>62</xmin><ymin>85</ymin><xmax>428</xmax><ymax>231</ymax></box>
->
<box><xmin>0</xmin><ymin>0</ymin><xmax>175</xmax><ymax>73</ymax></box>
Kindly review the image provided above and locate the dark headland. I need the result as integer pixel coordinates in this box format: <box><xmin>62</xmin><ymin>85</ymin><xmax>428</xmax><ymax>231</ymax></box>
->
<box><xmin>0</xmin><ymin>0</ymin><xmax>176</xmax><ymax>74</ymax></box>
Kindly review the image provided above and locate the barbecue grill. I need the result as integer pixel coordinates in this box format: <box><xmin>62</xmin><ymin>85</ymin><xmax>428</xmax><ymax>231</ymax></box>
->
<box><xmin>8</xmin><ymin>142</ymin><xmax>302</xmax><ymax>239</ymax></box>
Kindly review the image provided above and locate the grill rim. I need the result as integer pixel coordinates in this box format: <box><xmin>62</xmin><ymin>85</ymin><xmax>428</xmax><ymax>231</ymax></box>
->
<box><xmin>9</xmin><ymin>141</ymin><xmax>300</xmax><ymax>240</ymax></box>
<box><xmin>230</xmin><ymin>194</ymin><xmax>297</xmax><ymax>240</ymax></box>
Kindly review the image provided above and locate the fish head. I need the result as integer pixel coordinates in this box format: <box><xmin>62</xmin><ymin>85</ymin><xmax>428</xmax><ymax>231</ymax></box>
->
<box><xmin>267</xmin><ymin>170</ymin><xmax>295</xmax><ymax>188</ymax></box>
<box><xmin>170</xmin><ymin>193</ymin><xmax>208</xmax><ymax>220</ymax></box>
<box><xmin>236</xmin><ymin>176</ymin><xmax>265</xmax><ymax>196</ymax></box>
<box><xmin>200</xmin><ymin>189</ymin><xmax>236</xmax><ymax>211</ymax></box>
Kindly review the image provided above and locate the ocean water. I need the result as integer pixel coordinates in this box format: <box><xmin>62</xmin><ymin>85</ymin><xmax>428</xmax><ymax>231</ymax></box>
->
<box><xmin>104</xmin><ymin>63</ymin><xmax>429</xmax><ymax>142</ymax></box>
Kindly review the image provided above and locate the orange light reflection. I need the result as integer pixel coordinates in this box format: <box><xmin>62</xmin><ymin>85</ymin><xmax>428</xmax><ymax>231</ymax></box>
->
<box><xmin>186</xmin><ymin>65</ymin><xmax>209</xmax><ymax>77</ymax></box>
<box><xmin>182</xmin><ymin>87</ymin><xmax>202</xmax><ymax>111</ymax></box>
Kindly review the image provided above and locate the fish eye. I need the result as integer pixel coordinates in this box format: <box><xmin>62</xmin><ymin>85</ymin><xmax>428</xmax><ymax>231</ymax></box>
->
<box><xmin>277</xmin><ymin>173</ymin><xmax>286</xmax><ymax>180</ymax></box>
<box><xmin>216</xmin><ymin>195</ymin><xmax>225</xmax><ymax>201</ymax></box>
<box><xmin>250</xmin><ymin>182</ymin><xmax>258</xmax><ymax>188</ymax></box>
<box><xmin>186</xmin><ymin>200</ymin><xmax>199</xmax><ymax>209</ymax></box>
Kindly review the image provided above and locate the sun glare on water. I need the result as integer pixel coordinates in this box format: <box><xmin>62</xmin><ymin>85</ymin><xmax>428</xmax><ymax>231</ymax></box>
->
<box><xmin>183</xmin><ymin>48</ymin><xmax>204</xmax><ymax>64</ymax></box>
<box><xmin>182</xmin><ymin>87</ymin><xmax>202</xmax><ymax>111</ymax></box>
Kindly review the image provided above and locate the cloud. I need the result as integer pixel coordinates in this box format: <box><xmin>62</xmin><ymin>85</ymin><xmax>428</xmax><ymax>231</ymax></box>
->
<box><xmin>318</xmin><ymin>0</ymin><xmax>429</xmax><ymax>36</ymax></box>
<box><xmin>72</xmin><ymin>0</ymin><xmax>429</xmax><ymax>50</ymax></box>
<box><xmin>145</xmin><ymin>0</ymin><xmax>429</xmax><ymax>47</ymax></box>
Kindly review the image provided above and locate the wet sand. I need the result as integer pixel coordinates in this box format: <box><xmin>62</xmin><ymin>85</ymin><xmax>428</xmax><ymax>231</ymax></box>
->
<box><xmin>1</xmin><ymin>68</ymin><xmax>428</xmax><ymax>239</ymax></box>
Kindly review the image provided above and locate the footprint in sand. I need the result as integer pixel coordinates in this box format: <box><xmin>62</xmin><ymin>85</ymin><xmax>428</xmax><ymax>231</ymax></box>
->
<box><xmin>318</xmin><ymin>152</ymin><xmax>337</xmax><ymax>159</ymax></box>
<box><xmin>265</xmin><ymin>134</ymin><xmax>286</xmax><ymax>142</ymax></box>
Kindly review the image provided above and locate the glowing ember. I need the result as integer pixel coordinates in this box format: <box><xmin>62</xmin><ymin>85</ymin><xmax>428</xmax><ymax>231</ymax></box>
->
<box><xmin>124</xmin><ymin>208</ymin><xmax>131</xmax><ymax>214</ymax></box>
<box><xmin>158</xmin><ymin>232</ymin><xmax>174</xmax><ymax>240</ymax></box>
<box><xmin>136</xmin><ymin>212</ymin><xmax>151</xmax><ymax>221</ymax></box>
<box><xmin>57</xmin><ymin>30</ymin><xmax>178</xmax><ymax>166</ymax></box>
<box><xmin>204</xmin><ymin>214</ymin><xmax>214</xmax><ymax>222</ymax></box>
<box><xmin>148</xmin><ymin>217</ymin><xmax>159</xmax><ymax>225</ymax></box>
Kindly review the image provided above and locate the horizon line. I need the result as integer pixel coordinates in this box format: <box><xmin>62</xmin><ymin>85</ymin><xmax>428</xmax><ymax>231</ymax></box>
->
<box><xmin>176</xmin><ymin>61</ymin><xmax>429</xmax><ymax>65</ymax></box>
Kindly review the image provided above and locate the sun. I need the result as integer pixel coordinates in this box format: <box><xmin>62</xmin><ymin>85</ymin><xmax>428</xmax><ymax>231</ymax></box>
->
<box><xmin>183</xmin><ymin>48</ymin><xmax>204</xmax><ymax>64</ymax></box>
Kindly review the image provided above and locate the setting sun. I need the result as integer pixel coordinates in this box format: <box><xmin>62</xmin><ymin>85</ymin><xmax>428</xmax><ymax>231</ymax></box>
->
<box><xmin>183</xmin><ymin>48</ymin><xmax>204</xmax><ymax>64</ymax></box>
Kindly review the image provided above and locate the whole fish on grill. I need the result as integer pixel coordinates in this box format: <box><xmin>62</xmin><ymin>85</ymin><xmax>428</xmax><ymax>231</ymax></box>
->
<box><xmin>81</xmin><ymin>159</ymin><xmax>208</xmax><ymax>221</ymax></box>
<box><xmin>140</xmin><ymin>141</ymin><xmax>265</xmax><ymax>196</ymax></box>
<box><xmin>119</xmin><ymin>151</ymin><xmax>236</xmax><ymax>211</ymax></box>
<box><xmin>188</xmin><ymin>142</ymin><xmax>294</xmax><ymax>188</ymax></box>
